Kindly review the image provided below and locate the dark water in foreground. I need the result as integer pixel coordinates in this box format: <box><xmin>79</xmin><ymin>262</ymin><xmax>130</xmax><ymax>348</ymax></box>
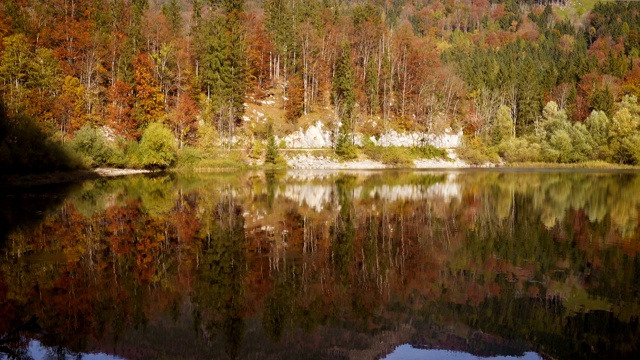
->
<box><xmin>1</xmin><ymin>170</ymin><xmax>639</xmax><ymax>359</ymax></box>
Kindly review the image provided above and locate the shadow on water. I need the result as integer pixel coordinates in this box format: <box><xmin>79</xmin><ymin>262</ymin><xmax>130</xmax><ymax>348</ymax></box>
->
<box><xmin>0</xmin><ymin>97</ymin><xmax>82</xmax><ymax>177</ymax></box>
<box><xmin>0</xmin><ymin>182</ymin><xmax>82</xmax><ymax>247</ymax></box>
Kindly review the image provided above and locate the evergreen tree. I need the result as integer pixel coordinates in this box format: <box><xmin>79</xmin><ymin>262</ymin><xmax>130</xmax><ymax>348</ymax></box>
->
<box><xmin>335</xmin><ymin>122</ymin><xmax>357</xmax><ymax>160</ymax></box>
<box><xmin>365</xmin><ymin>55</ymin><xmax>379</xmax><ymax>117</ymax></box>
<box><xmin>226</xmin><ymin>4</ymin><xmax>248</xmax><ymax>119</ymax></box>
<box><xmin>333</xmin><ymin>44</ymin><xmax>356</xmax><ymax>123</ymax></box>
<box><xmin>590</xmin><ymin>86</ymin><xmax>614</xmax><ymax>117</ymax></box>
<box><xmin>265</xmin><ymin>0</ymin><xmax>294</xmax><ymax>73</ymax></box>
<box><xmin>332</xmin><ymin>44</ymin><xmax>356</xmax><ymax>159</ymax></box>
<box><xmin>200</xmin><ymin>17</ymin><xmax>232</xmax><ymax>109</ymax></box>
<box><xmin>162</xmin><ymin>0</ymin><xmax>183</xmax><ymax>35</ymax></box>
<box><xmin>265</xmin><ymin>123</ymin><xmax>279</xmax><ymax>164</ymax></box>
<box><xmin>199</xmin><ymin>1</ymin><xmax>247</xmax><ymax>122</ymax></box>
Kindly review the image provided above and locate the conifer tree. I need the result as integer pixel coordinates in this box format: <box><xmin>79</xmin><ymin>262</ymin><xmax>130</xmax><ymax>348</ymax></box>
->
<box><xmin>265</xmin><ymin>123</ymin><xmax>279</xmax><ymax>164</ymax></box>
<box><xmin>365</xmin><ymin>55</ymin><xmax>380</xmax><ymax>117</ymax></box>
<box><xmin>162</xmin><ymin>0</ymin><xmax>182</xmax><ymax>35</ymax></box>
<box><xmin>199</xmin><ymin>0</ymin><xmax>247</xmax><ymax>122</ymax></box>
<box><xmin>332</xmin><ymin>44</ymin><xmax>356</xmax><ymax>159</ymax></box>
<box><xmin>265</xmin><ymin>0</ymin><xmax>294</xmax><ymax>83</ymax></box>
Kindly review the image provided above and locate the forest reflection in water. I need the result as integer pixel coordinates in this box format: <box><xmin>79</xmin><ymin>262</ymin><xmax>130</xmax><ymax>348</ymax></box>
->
<box><xmin>1</xmin><ymin>170</ymin><xmax>640</xmax><ymax>359</ymax></box>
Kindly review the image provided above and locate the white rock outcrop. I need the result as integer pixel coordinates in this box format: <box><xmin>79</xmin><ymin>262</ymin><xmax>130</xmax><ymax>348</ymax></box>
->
<box><xmin>370</xmin><ymin>129</ymin><xmax>462</xmax><ymax>148</ymax></box>
<box><xmin>287</xmin><ymin>154</ymin><xmax>387</xmax><ymax>170</ymax></box>
<box><xmin>282</xmin><ymin>121</ymin><xmax>333</xmax><ymax>148</ymax></box>
<box><xmin>281</xmin><ymin>122</ymin><xmax>462</xmax><ymax>149</ymax></box>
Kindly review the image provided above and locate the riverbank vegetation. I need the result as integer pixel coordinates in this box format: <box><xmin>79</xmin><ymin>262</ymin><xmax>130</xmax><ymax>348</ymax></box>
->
<box><xmin>2</xmin><ymin>0</ymin><xmax>640</xmax><ymax>173</ymax></box>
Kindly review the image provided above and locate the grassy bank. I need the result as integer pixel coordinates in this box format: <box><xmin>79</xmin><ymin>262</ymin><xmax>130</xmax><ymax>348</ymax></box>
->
<box><xmin>503</xmin><ymin>161</ymin><xmax>640</xmax><ymax>170</ymax></box>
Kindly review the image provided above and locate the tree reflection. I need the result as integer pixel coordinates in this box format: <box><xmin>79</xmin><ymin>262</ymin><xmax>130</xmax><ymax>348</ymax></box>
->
<box><xmin>0</xmin><ymin>171</ymin><xmax>639</xmax><ymax>358</ymax></box>
<box><xmin>331</xmin><ymin>176</ymin><xmax>356</xmax><ymax>284</ymax></box>
<box><xmin>192</xmin><ymin>194</ymin><xmax>246</xmax><ymax>359</ymax></box>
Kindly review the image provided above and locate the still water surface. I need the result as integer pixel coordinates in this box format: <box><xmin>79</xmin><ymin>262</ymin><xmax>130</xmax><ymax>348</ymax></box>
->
<box><xmin>1</xmin><ymin>170</ymin><xmax>639</xmax><ymax>359</ymax></box>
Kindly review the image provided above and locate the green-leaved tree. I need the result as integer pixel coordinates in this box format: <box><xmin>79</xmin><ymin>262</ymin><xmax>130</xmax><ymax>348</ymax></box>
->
<box><xmin>139</xmin><ymin>122</ymin><xmax>178</xmax><ymax>169</ymax></box>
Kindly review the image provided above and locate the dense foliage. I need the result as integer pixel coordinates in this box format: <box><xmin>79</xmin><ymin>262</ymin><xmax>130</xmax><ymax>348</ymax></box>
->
<box><xmin>1</xmin><ymin>0</ymin><xmax>640</xmax><ymax>168</ymax></box>
<box><xmin>138</xmin><ymin>122</ymin><xmax>179</xmax><ymax>168</ymax></box>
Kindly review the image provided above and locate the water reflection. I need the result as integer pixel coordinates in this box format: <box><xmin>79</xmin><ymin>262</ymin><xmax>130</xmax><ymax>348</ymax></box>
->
<box><xmin>383</xmin><ymin>345</ymin><xmax>542</xmax><ymax>360</ymax></box>
<box><xmin>1</xmin><ymin>170</ymin><xmax>639</xmax><ymax>359</ymax></box>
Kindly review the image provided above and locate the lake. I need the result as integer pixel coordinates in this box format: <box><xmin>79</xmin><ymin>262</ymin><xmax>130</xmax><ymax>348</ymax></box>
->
<box><xmin>1</xmin><ymin>170</ymin><xmax>639</xmax><ymax>359</ymax></box>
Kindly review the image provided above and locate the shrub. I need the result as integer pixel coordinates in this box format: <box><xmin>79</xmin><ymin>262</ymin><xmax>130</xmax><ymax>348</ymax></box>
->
<box><xmin>249</xmin><ymin>138</ymin><xmax>264</xmax><ymax>160</ymax></box>
<box><xmin>335</xmin><ymin>124</ymin><xmax>357</xmax><ymax>160</ymax></box>
<box><xmin>196</xmin><ymin>123</ymin><xmax>219</xmax><ymax>154</ymax></box>
<box><xmin>138</xmin><ymin>122</ymin><xmax>178</xmax><ymax>169</ymax></box>
<box><xmin>498</xmin><ymin>137</ymin><xmax>541</xmax><ymax>163</ymax></box>
<box><xmin>176</xmin><ymin>146</ymin><xmax>206</xmax><ymax>168</ymax></box>
<box><xmin>70</xmin><ymin>125</ymin><xmax>115</xmax><ymax>167</ymax></box>
<box><xmin>458</xmin><ymin>136</ymin><xmax>499</xmax><ymax>165</ymax></box>
<box><xmin>411</xmin><ymin>141</ymin><xmax>448</xmax><ymax>159</ymax></box>
<box><xmin>363</xmin><ymin>144</ymin><xmax>413</xmax><ymax>166</ymax></box>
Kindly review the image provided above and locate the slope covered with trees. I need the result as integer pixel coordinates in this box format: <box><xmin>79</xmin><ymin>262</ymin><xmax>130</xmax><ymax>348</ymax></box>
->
<box><xmin>2</xmin><ymin>0</ymin><xmax>640</xmax><ymax>170</ymax></box>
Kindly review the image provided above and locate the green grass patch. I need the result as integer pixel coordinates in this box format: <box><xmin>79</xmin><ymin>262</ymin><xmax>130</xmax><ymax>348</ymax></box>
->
<box><xmin>410</xmin><ymin>143</ymin><xmax>448</xmax><ymax>159</ymax></box>
<box><xmin>362</xmin><ymin>144</ymin><xmax>415</xmax><ymax>167</ymax></box>
<box><xmin>176</xmin><ymin>148</ymin><xmax>250</xmax><ymax>171</ymax></box>
<box><xmin>504</xmin><ymin>160</ymin><xmax>640</xmax><ymax>170</ymax></box>
<box><xmin>555</xmin><ymin>0</ymin><xmax>599</xmax><ymax>20</ymax></box>
<box><xmin>360</xmin><ymin>135</ymin><xmax>450</xmax><ymax>166</ymax></box>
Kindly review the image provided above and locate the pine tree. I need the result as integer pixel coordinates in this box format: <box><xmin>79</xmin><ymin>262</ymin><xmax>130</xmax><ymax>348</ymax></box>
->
<box><xmin>265</xmin><ymin>123</ymin><xmax>279</xmax><ymax>164</ymax></box>
<box><xmin>199</xmin><ymin>1</ymin><xmax>247</xmax><ymax>121</ymax></box>
<box><xmin>365</xmin><ymin>54</ymin><xmax>379</xmax><ymax>117</ymax></box>
<box><xmin>162</xmin><ymin>0</ymin><xmax>182</xmax><ymax>35</ymax></box>
<box><xmin>590</xmin><ymin>86</ymin><xmax>614</xmax><ymax>117</ymax></box>
<box><xmin>332</xmin><ymin>44</ymin><xmax>356</xmax><ymax>159</ymax></box>
<box><xmin>226</xmin><ymin>4</ymin><xmax>248</xmax><ymax>119</ymax></box>
<box><xmin>265</xmin><ymin>0</ymin><xmax>294</xmax><ymax>83</ymax></box>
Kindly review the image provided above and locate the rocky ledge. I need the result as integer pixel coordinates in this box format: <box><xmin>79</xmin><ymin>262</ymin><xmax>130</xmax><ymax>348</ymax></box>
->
<box><xmin>286</xmin><ymin>150</ymin><xmax>470</xmax><ymax>170</ymax></box>
<box><xmin>94</xmin><ymin>168</ymin><xmax>152</xmax><ymax>176</ymax></box>
<box><xmin>286</xmin><ymin>154</ymin><xmax>388</xmax><ymax>169</ymax></box>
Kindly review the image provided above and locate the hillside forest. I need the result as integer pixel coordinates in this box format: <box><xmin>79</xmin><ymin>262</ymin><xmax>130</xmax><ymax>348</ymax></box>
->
<box><xmin>2</xmin><ymin>0</ymin><xmax>640</xmax><ymax>171</ymax></box>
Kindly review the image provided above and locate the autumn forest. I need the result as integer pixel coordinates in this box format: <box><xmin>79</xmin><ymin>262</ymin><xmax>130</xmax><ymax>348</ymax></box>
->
<box><xmin>2</xmin><ymin>0</ymin><xmax>640</xmax><ymax>171</ymax></box>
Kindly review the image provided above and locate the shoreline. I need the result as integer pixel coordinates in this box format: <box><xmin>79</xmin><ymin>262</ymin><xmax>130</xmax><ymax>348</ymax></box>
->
<box><xmin>3</xmin><ymin>159</ymin><xmax>640</xmax><ymax>188</ymax></box>
<box><xmin>1</xmin><ymin>168</ymin><xmax>153</xmax><ymax>188</ymax></box>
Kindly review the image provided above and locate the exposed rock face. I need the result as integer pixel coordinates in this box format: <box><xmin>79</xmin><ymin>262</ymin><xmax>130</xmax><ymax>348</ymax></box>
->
<box><xmin>286</xmin><ymin>149</ymin><xmax>470</xmax><ymax>169</ymax></box>
<box><xmin>370</xmin><ymin>130</ymin><xmax>462</xmax><ymax>148</ymax></box>
<box><xmin>286</xmin><ymin>153</ymin><xmax>387</xmax><ymax>169</ymax></box>
<box><xmin>281</xmin><ymin>122</ymin><xmax>462</xmax><ymax>149</ymax></box>
<box><xmin>281</xmin><ymin>121</ymin><xmax>333</xmax><ymax>148</ymax></box>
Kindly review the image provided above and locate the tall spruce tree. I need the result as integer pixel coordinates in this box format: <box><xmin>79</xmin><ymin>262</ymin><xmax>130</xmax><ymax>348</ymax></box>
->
<box><xmin>162</xmin><ymin>0</ymin><xmax>183</xmax><ymax>35</ymax></box>
<box><xmin>265</xmin><ymin>122</ymin><xmax>279</xmax><ymax>164</ymax></box>
<box><xmin>199</xmin><ymin>0</ymin><xmax>247</xmax><ymax>122</ymax></box>
<box><xmin>332</xmin><ymin>44</ymin><xmax>356</xmax><ymax>159</ymax></box>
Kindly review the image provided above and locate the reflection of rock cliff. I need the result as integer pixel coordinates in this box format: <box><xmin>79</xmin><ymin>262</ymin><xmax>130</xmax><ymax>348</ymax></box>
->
<box><xmin>276</xmin><ymin>174</ymin><xmax>460</xmax><ymax>212</ymax></box>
